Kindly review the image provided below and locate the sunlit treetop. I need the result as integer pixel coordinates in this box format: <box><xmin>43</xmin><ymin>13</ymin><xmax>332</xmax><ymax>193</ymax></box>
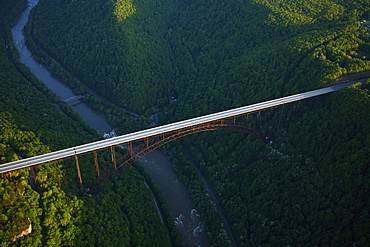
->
<box><xmin>253</xmin><ymin>0</ymin><xmax>345</xmax><ymax>25</ymax></box>
<box><xmin>114</xmin><ymin>0</ymin><xmax>136</xmax><ymax>22</ymax></box>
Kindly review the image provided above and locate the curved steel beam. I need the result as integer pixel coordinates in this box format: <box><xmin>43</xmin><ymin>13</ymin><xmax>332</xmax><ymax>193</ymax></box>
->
<box><xmin>90</xmin><ymin>120</ymin><xmax>268</xmax><ymax>190</ymax></box>
<box><xmin>0</xmin><ymin>81</ymin><xmax>359</xmax><ymax>174</ymax></box>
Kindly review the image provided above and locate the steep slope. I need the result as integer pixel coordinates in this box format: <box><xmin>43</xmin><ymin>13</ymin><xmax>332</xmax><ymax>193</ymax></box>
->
<box><xmin>0</xmin><ymin>0</ymin><xmax>180</xmax><ymax>246</ymax></box>
<box><xmin>28</xmin><ymin>0</ymin><xmax>177</xmax><ymax>114</ymax></box>
<box><xmin>26</xmin><ymin>0</ymin><xmax>370</xmax><ymax>119</ymax></box>
<box><xmin>22</xmin><ymin>0</ymin><xmax>370</xmax><ymax>246</ymax></box>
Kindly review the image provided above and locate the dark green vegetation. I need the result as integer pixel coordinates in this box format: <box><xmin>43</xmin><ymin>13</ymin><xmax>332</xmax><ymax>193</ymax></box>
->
<box><xmin>1</xmin><ymin>0</ymin><xmax>370</xmax><ymax>246</ymax></box>
<box><xmin>0</xmin><ymin>0</ymin><xmax>181</xmax><ymax>246</ymax></box>
<box><xmin>169</xmin><ymin>82</ymin><xmax>370</xmax><ymax>245</ymax></box>
<box><xmin>27</xmin><ymin>0</ymin><xmax>370</xmax><ymax>118</ymax></box>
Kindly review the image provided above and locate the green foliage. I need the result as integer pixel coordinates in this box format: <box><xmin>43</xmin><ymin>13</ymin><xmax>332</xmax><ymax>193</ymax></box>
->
<box><xmin>26</xmin><ymin>0</ymin><xmax>176</xmax><ymax>114</ymax></box>
<box><xmin>24</xmin><ymin>0</ymin><xmax>370</xmax><ymax>120</ymax></box>
<box><xmin>254</xmin><ymin>0</ymin><xmax>345</xmax><ymax>26</ymax></box>
<box><xmin>114</xmin><ymin>0</ymin><xmax>136</xmax><ymax>21</ymax></box>
<box><xmin>41</xmin><ymin>186</ymin><xmax>82</xmax><ymax>246</ymax></box>
<box><xmin>0</xmin><ymin>175</ymin><xmax>42</xmax><ymax>245</ymax></box>
<box><xmin>0</xmin><ymin>114</ymin><xmax>83</xmax><ymax>246</ymax></box>
<box><xmin>76</xmin><ymin>167</ymin><xmax>174</xmax><ymax>247</ymax></box>
<box><xmin>4</xmin><ymin>0</ymin><xmax>370</xmax><ymax>245</ymax></box>
<box><xmin>0</xmin><ymin>113</ymin><xmax>50</xmax><ymax>162</ymax></box>
<box><xmin>170</xmin><ymin>86</ymin><xmax>370</xmax><ymax>245</ymax></box>
<box><xmin>0</xmin><ymin>0</ymin><xmax>179</xmax><ymax>245</ymax></box>
<box><xmin>0</xmin><ymin>113</ymin><xmax>82</xmax><ymax>246</ymax></box>
<box><xmin>169</xmin><ymin>146</ymin><xmax>229</xmax><ymax>246</ymax></box>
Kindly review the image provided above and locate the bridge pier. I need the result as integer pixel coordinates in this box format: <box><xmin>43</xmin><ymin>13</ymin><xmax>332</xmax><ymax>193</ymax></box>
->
<box><xmin>145</xmin><ymin>138</ymin><xmax>149</xmax><ymax>149</ymax></box>
<box><xmin>1</xmin><ymin>85</ymin><xmax>356</xmax><ymax>176</ymax></box>
<box><xmin>88</xmin><ymin>119</ymin><xmax>269</xmax><ymax>190</ymax></box>
<box><xmin>74</xmin><ymin>155</ymin><xmax>84</xmax><ymax>192</ymax></box>
<box><xmin>93</xmin><ymin>151</ymin><xmax>100</xmax><ymax>177</ymax></box>
<box><xmin>128</xmin><ymin>142</ymin><xmax>133</xmax><ymax>158</ymax></box>
<box><xmin>110</xmin><ymin>146</ymin><xmax>117</xmax><ymax>170</ymax></box>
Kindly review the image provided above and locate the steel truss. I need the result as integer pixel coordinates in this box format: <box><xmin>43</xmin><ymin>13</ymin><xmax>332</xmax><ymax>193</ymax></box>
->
<box><xmin>90</xmin><ymin>119</ymin><xmax>268</xmax><ymax>190</ymax></box>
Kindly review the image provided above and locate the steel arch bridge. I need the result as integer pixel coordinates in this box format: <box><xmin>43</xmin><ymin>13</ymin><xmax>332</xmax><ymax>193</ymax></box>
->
<box><xmin>90</xmin><ymin>119</ymin><xmax>268</xmax><ymax>190</ymax></box>
<box><xmin>0</xmin><ymin>81</ymin><xmax>360</xmax><ymax>190</ymax></box>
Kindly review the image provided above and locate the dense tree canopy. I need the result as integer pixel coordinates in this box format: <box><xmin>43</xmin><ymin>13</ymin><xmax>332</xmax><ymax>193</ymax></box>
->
<box><xmin>1</xmin><ymin>0</ymin><xmax>369</xmax><ymax>245</ymax></box>
<box><xmin>0</xmin><ymin>0</ymin><xmax>180</xmax><ymax>246</ymax></box>
<box><xmin>169</xmin><ymin>84</ymin><xmax>370</xmax><ymax>246</ymax></box>
<box><xmin>26</xmin><ymin>0</ymin><xmax>370</xmax><ymax>119</ymax></box>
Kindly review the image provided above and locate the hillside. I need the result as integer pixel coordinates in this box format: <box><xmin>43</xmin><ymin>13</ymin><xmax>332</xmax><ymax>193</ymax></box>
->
<box><xmin>26</xmin><ymin>0</ymin><xmax>370</xmax><ymax>118</ymax></box>
<box><xmin>3</xmin><ymin>0</ymin><xmax>370</xmax><ymax>246</ymax></box>
<box><xmin>0</xmin><ymin>0</ymin><xmax>181</xmax><ymax>246</ymax></box>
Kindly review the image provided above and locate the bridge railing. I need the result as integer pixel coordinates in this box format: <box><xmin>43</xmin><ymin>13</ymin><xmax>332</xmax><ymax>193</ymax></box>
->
<box><xmin>0</xmin><ymin>81</ymin><xmax>359</xmax><ymax>174</ymax></box>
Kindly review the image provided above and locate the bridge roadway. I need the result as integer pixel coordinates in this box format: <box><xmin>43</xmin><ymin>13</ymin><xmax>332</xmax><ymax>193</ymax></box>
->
<box><xmin>0</xmin><ymin>81</ymin><xmax>358</xmax><ymax>173</ymax></box>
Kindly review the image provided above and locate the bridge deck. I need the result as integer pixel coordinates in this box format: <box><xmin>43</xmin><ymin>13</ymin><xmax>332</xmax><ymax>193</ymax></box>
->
<box><xmin>0</xmin><ymin>81</ymin><xmax>358</xmax><ymax>173</ymax></box>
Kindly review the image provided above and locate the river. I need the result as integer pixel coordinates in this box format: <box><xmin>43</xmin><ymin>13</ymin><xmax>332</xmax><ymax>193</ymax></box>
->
<box><xmin>11</xmin><ymin>0</ymin><xmax>209</xmax><ymax>246</ymax></box>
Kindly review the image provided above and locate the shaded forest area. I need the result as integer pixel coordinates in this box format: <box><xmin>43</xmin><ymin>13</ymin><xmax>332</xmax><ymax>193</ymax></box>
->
<box><xmin>0</xmin><ymin>0</ymin><xmax>181</xmax><ymax>246</ymax></box>
<box><xmin>1</xmin><ymin>0</ymin><xmax>370</xmax><ymax>246</ymax></box>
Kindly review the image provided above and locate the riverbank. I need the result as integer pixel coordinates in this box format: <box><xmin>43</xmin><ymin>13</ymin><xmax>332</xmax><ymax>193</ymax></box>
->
<box><xmin>11</xmin><ymin>0</ymin><xmax>210</xmax><ymax>245</ymax></box>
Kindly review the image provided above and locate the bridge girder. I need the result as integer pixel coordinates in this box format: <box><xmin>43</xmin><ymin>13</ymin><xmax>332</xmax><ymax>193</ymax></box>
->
<box><xmin>90</xmin><ymin>119</ymin><xmax>268</xmax><ymax>190</ymax></box>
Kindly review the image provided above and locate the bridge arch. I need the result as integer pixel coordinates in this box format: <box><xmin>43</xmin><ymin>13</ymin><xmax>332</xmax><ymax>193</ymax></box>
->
<box><xmin>91</xmin><ymin>119</ymin><xmax>268</xmax><ymax>190</ymax></box>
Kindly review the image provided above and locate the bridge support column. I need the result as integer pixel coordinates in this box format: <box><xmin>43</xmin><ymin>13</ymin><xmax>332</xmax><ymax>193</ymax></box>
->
<box><xmin>54</xmin><ymin>162</ymin><xmax>61</xmax><ymax>189</ymax></box>
<box><xmin>74</xmin><ymin>155</ymin><xmax>84</xmax><ymax>192</ymax></box>
<box><xmin>145</xmin><ymin>138</ymin><xmax>149</xmax><ymax>149</ymax></box>
<box><xmin>110</xmin><ymin>146</ymin><xmax>116</xmax><ymax>170</ymax></box>
<box><xmin>93</xmin><ymin>151</ymin><xmax>100</xmax><ymax>177</ymax></box>
<box><xmin>128</xmin><ymin>142</ymin><xmax>133</xmax><ymax>158</ymax></box>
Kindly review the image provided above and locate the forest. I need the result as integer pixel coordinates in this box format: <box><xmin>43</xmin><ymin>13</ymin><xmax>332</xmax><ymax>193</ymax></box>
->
<box><xmin>0</xmin><ymin>0</ymin><xmax>181</xmax><ymax>246</ymax></box>
<box><xmin>1</xmin><ymin>0</ymin><xmax>370</xmax><ymax>246</ymax></box>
